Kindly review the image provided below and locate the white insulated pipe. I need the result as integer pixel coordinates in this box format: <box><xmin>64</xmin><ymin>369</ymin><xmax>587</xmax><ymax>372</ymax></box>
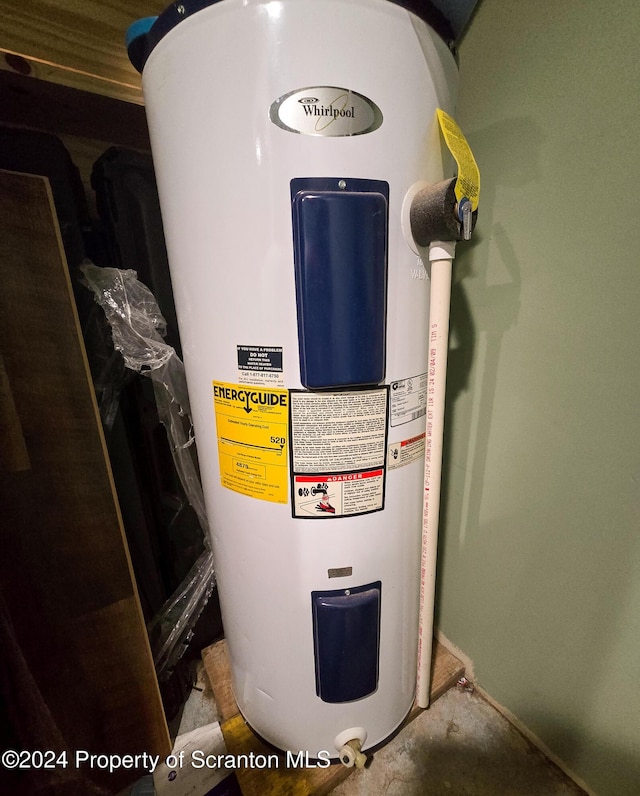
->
<box><xmin>416</xmin><ymin>239</ymin><xmax>456</xmax><ymax>708</ymax></box>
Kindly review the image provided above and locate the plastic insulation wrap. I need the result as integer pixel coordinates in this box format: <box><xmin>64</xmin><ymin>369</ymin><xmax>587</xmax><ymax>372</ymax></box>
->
<box><xmin>80</xmin><ymin>261</ymin><xmax>215</xmax><ymax>678</ymax></box>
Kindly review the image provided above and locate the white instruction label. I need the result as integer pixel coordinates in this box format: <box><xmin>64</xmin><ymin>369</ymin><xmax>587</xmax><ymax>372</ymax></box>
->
<box><xmin>290</xmin><ymin>388</ymin><xmax>388</xmax><ymax>518</ymax></box>
<box><xmin>390</xmin><ymin>373</ymin><xmax>428</xmax><ymax>427</ymax></box>
<box><xmin>290</xmin><ymin>389</ymin><xmax>387</xmax><ymax>472</ymax></box>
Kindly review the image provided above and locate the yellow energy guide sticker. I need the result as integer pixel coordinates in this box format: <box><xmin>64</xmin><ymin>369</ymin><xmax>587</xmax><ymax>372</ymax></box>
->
<box><xmin>436</xmin><ymin>108</ymin><xmax>480</xmax><ymax>210</ymax></box>
<box><xmin>213</xmin><ymin>381</ymin><xmax>289</xmax><ymax>503</ymax></box>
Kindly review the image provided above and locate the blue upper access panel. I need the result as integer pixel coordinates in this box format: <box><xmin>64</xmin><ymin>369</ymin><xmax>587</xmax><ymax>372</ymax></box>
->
<box><xmin>291</xmin><ymin>178</ymin><xmax>389</xmax><ymax>391</ymax></box>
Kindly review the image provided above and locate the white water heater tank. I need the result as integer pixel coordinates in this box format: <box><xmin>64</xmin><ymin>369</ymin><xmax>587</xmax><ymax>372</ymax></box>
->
<box><xmin>128</xmin><ymin>0</ymin><xmax>458</xmax><ymax>759</ymax></box>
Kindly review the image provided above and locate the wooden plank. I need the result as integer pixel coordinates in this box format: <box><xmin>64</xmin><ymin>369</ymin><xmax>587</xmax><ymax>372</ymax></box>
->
<box><xmin>0</xmin><ymin>68</ymin><xmax>150</xmax><ymax>149</ymax></box>
<box><xmin>201</xmin><ymin>640</ymin><xmax>238</xmax><ymax>724</ymax></box>
<box><xmin>1</xmin><ymin>47</ymin><xmax>144</xmax><ymax>105</ymax></box>
<box><xmin>0</xmin><ymin>1</ymin><xmax>168</xmax><ymax>102</ymax></box>
<box><xmin>202</xmin><ymin>637</ymin><xmax>465</xmax><ymax>795</ymax></box>
<box><xmin>0</xmin><ymin>170</ymin><xmax>170</xmax><ymax>794</ymax></box>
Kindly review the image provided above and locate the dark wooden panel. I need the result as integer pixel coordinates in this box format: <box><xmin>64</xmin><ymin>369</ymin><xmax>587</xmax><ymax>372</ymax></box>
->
<box><xmin>0</xmin><ymin>169</ymin><xmax>170</xmax><ymax>794</ymax></box>
<box><xmin>0</xmin><ymin>69</ymin><xmax>150</xmax><ymax>150</ymax></box>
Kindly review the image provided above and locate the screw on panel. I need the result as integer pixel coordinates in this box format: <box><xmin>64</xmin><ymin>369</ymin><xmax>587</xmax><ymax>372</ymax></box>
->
<box><xmin>176</xmin><ymin>4</ymin><xmax>186</xmax><ymax>15</ymax></box>
<box><xmin>338</xmin><ymin>180</ymin><xmax>347</xmax><ymax>190</ymax></box>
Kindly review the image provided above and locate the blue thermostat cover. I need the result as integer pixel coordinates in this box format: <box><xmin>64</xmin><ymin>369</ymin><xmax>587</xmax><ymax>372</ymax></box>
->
<box><xmin>291</xmin><ymin>177</ymin><xmax>389</xmax><ymax>390</ymax></box>
<box><xmin>312</xmin><ymin>581</ymin><xmax>382</xmax><ymax>703</ymax></box>
<box><xmin>126</xmin><ymin>17</ymin><xmax>158</xmax><ymax>49</ymax></box>
<box><xmin>126</xmin><ymin>16</ymin><xmax>158</xmax><ymax>73</ymax></box>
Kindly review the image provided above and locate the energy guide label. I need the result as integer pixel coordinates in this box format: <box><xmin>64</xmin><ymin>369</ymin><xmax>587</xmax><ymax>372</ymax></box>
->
<box><xmin>390</xmin><ymin>373</ymin><xmax>428</xmax><ymax>427</ymax></box>
<box><xmin>213</xmin><ymin>381</ymin><xmax>288</xmax><ymax>503</ymax></box>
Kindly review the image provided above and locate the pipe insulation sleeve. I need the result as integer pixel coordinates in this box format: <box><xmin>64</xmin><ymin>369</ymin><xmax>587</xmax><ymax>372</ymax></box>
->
<box><xmin>409</xmin><ymin>178</ymin><xmax>460</xmax><ymax>246</ymax></box>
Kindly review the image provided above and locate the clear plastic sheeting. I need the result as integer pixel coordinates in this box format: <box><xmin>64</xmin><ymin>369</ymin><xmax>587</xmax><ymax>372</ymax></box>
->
<box><xmin>80</xmin><ymin>261</ymin><xmax>215</xmax><ymax>678</ymax></box>
<box><xmin>148</xmin><ymin>549</ymin><xmax>216</xmax><ymax>676</ymax></box>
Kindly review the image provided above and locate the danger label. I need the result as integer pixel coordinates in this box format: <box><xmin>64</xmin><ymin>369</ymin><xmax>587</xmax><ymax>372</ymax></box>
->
<box><xmin>388</xmin><ymin>432</ymin><xmax>426</xmax><ymax>471</ymax></box>
<box><xmin>293</xmin><ymin>469</ymin><xmax>384</xmax><ymax>518</ymax></box>
<box><xmin>213</xmin><ymin>380</ymin><xmax>288</xmax><ymax>503</ymax></box>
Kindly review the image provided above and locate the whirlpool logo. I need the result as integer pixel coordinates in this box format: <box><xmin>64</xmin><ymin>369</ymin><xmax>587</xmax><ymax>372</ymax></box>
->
<box><xmin>298</xmin><ymin>95</ymin><xmax>356</xmax><ymax>126</ymax></box>
<box><xmin>270</xmin><ymin>87</ymin><xmax>383</xmax><ymax>137</ymax></box>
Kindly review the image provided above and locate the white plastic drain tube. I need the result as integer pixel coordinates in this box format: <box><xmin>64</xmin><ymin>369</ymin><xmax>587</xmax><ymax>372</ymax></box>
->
<box><xmin>409</xmin><ymin>160</ymin><xmax>479</xmax><ymax>711</ymax></box>
<box><xmin>416</xmin><ymin>239</ymin><xmax>455</xmax><ymax>709</ymax></box>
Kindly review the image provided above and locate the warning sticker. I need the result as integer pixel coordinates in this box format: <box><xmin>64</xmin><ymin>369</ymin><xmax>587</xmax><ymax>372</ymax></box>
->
<box><xmin>237</xmin><ymin>345</ymin><xmax>284</xmax><ymax>387</ymax></box>
<box><xmin>290</xmin><ymin>388</ymin><xmax>388</xmax><ymax>518</ymax></box>
<box><xmin>293</xmin><ymin>470</ymin><xmax>384</xmax><ymax>518</ymax></box>
<box><xmin>388</xmin><ymin>432</ymin><xmax>426</xmax><ymax>471</ymax></box>
<box><xmin>390</xmin><ymin>373</ymin><xmax>428</xmax><ymax>427</ymax></box>
<box><xmin>213</xmin><ymin>381</ymin><xmax>288</xmax><ymax>503</ymax></box>
<box><xmin>436</xmin><ymin>108</ymin><xmax>481</xmax><ymax>210</ymax></box>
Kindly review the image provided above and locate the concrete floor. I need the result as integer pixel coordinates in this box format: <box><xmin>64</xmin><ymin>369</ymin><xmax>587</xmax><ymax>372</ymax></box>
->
<box><xmin>333</xmin><ymin>685</ymin><xmax>586</xmax><ymax>796</ymax></box>
<box><xmin>126</xmin><ymin>662</ymin><xmax>587</xmax><ymax>796</ymax></box>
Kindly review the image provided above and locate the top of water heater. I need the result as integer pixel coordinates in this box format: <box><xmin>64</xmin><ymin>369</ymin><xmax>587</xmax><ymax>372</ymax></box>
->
<box><xmin>127</xmin><ymin>0</ymin><xmax>467</xmax><ymax>73</ymax></box>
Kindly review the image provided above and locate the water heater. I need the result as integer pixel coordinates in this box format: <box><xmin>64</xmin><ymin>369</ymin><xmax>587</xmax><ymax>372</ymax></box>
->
<box><xmin>128</xmin><ymin>0</ymin><xmax>458</xmax><ymax>761</ymax></box>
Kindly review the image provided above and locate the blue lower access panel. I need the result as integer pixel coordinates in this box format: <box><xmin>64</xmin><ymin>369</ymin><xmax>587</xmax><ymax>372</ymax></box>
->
<box><xmin>311</xmin><ymin>581</ymin><xmax>381</xmax><ymax>703</ymax></box>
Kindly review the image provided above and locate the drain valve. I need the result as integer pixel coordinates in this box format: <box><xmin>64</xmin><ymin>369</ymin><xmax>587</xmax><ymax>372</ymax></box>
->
<box><xmin>334</xmin><ymin>727</ymin><xmax>368</xmax><ymax>769</ymax></box>
<box><xmin>338</xmin><ymin>738</ymin><xmax>367</xmax><ymax>769</ymax></box>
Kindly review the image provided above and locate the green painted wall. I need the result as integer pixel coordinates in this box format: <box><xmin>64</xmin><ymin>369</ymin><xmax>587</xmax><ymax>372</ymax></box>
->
<box><xmin>437</xmin><ymin>2</ymin><xmax>640</xmax><ymax>794</ymax></box>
